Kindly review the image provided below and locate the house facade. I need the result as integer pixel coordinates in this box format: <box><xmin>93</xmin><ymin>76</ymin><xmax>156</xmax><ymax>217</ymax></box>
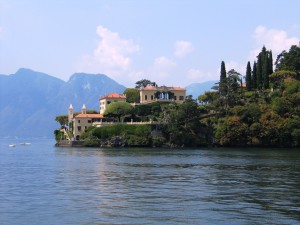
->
<box><xmin>100</xmin><ymin>92</ymin><xmax>126</xmax><ymax>114</ymax></box>
<box><xmin>69</xmin><ymin>104</ymin><xmax>104</xmax><ymax>140</ymax></box>
<box><xmin>66</xmin><ymin>87</ymin><xmax>186</xmax><ymax>140</ymax></box>
<box><xmin>139</xmin><ymin>86</ymin><xmax>186</xmax><ymax>104</ymax></box>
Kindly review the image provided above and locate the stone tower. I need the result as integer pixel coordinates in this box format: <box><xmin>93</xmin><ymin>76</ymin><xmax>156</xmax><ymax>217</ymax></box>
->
<box><xmin>68</xmin><ymin>104</ymin><xmax>74</xmax><ymax>123</ymax></box>
<box><xmin>82</xmin><ymin>104</ymin><xmax>86</xmax><ymax>114</ymax></box>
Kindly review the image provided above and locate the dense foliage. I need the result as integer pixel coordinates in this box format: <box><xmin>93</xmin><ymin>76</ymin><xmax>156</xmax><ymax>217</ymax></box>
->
<box><xmin>57</xmin><ymin>45</ymin><xmax>300</xmax><ymax>148</ymax></box>
<box><xmin>275</xmin><ymin>45</ymin><xmax>300</xmax><ymax>72</ymax></box>
<box><xmin>198</xmin><ymin>45</ymin><xmax>300</xmax><ymax>147</ymax></box>
<box><xmin>135</xmin><ymin>79</ymin><xmax>157</xmax><ymax>88</ymax></box>
<box><xmin>55</xmin><ymin>115</ymin><xmax>68</xmax><ymax>128</ymax></box>
<box><xmin>104</xmin><ymin>102</ymin><xmax>133</xmax><ymax>122</ymax></box>
<box><xmin>123</xmin><ymin>88</ymin><xmax>140</xmax><ymax>103</ymax></box>
<box><xmin>80</xmin><ymin>124</ymin><xmax>157</xmax><ymax>147</ymax></box>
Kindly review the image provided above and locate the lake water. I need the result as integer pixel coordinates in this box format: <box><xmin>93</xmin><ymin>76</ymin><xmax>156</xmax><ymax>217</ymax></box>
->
<box><xmin>0</xmin><ymin>139</ymin><xmax>300</xmax><ymax>225</ymax></box>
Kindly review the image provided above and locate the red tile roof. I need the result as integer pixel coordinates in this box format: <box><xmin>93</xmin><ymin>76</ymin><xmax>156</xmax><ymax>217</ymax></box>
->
<box><xmin>75</xmin><ymin>114</ymin><xmax>104</xmax><ymax>118</ymax></box>
<box><xmin>141</xmin><ymin>86</ymin><xmax>185</xmax><ymax>91</ymax></box>
<box><xmin>100</xmin><ymin>92</ymin><xmax>126</xmax><ymax>100</ymax></box>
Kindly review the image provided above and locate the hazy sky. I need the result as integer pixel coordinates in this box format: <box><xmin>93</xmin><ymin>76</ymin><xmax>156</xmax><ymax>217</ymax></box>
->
<box><xmin>1</xmin><ymin>0</ymin><xmax>299</xmax><ymax>87</ymax></box>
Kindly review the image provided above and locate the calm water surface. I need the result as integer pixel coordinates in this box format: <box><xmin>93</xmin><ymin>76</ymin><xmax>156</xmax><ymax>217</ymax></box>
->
<box><xmin>0</xmin><ymin>139</ymin><xmax>300</xmax><ymax>224</ymax></box>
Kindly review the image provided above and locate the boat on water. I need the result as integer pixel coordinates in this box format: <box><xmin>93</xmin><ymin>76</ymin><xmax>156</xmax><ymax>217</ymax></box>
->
<box><xmin>9</xmin><ymin>144</ymin><xmax>16</xmax><ymax>147</ymax></box>
<box><xmin>20</xmin><ymin>142</ymin><xmax>31</xmax><ymax>146</ymax></box>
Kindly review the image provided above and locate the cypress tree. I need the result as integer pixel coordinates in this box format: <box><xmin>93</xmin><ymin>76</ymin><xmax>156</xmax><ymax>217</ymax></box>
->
<box><xmin>219</xmin><ymin>61</ymin><xmax>227</xmax><ymax>95</ymax></box>
<box><xmin>260</xmin><ymin>46</ymin><xmax>268</xmax><ymax>89</ymax></box>
<box><xmin>263</xmin><ymin>55</ymin><xmax>269</xmax><ymax>89</ymax></box>
<box><xmin>252</xmin><ymin>61</ymin><xmax>257</xmax><ymax>90</ymax></box>
<box><xmin>220</xmin><ymin>61</ymin><xmax>226</xmax><ymax>84</ymax></box>
<box><xmin>256</xmin><ymin>55</ymin><xmax>262</xmax><ymax>90</ymax></box>
<box><xmin>256</xmin><ymin>46</ymin><xmax>273</xmax><ymax>90</ymax></box>
<box><xmin>268</xmin><ymin>50</ymin><xmax>273</xmax><ymax>75</ymax></box>
<box><xmin>246</xmin><ymin>61</ymin><xmax>252</xmax><ymax>91</ymax></box>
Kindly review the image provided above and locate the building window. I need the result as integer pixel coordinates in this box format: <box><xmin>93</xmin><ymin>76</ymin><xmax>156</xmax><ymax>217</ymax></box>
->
<box><xmin>145</xmin><ymin>95</ymin><xmax>147</xmax><ymax>100</ymax></box>
<box><xmin>88</xmin><ymin>120</ymin><xmax>91</xmax><ymax>123</ymax></box>
<box><xmin>179</xmin><ymin>96</ymin><xmax>184</xmax><ymax>100</ymax></box>
<box><xmin>78</xmin><ymin>120</ymin><xmax>80</xmax><ymax>123</ymax></box>
<box><xmin>77</xmin><ymin>126</ymin><xmax>81</xmax><ymax>131</ymax></box>
<box><xmin>174</xmin><ymin>96</ymin><xmax>177</xmax><ymax>100</ymax></box>
<box><xmin>107</xmin><ymin>101</ymin><xmax>111</xmax><ymax>104</ymax></box>
<box><xmin>151</xmin><ymin>95</ymin><xmax>153</xmax><ymax>100</ymax></box>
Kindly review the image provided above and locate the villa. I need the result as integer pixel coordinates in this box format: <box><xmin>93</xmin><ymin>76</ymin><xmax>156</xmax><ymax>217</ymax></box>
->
<box><xmin>67</xmin><ymin>85</ymin><xmax>186</xmax><ymax>139</ymax></box>
<box><xmin>68</xmin><ymin>104</ymin><xmax>104</xmax><ymax>140</ymax></box>
<box><xmin>139</xmin><ymin>86</ymin><xmax>186</xmax><ymax>104</ymax></box>
<box><xmin>100</xmin><ymin>92</ymin><xmax>126</xmax><ymax>114</ymax></box>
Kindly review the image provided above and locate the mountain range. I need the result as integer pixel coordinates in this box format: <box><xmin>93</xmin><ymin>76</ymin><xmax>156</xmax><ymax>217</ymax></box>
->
<box><xmin>186</xmin><ymin>80</ymin><xmax>217</xmax><ymax>98</ymax></box>
<box><xmin>0</xmin><ymin>68</ymin><xmax>215</xmax><ymax>138</ymax></box>
<box><xmin>0</xmin><ymin>68</ymin><xmax>126</xmax><ymax>138</ymax></box>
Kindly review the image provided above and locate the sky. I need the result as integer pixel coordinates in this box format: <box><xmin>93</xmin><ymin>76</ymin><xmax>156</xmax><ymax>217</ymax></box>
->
<box><xmin>0</xmin><ymin>0</ymin><xmax>300</xmax><ymax>87</ymax></box>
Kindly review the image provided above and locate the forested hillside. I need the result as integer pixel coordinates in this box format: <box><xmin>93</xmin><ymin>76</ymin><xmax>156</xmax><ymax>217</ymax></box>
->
<box><xmin>79</xmin><ymin>45</ymin><xmax>300</xmax><ymax>147</ymax></box>
<box><xmin>198</xmin><ymin>45</ymin><xmax>300</xmax><ymax>147</ymax></box>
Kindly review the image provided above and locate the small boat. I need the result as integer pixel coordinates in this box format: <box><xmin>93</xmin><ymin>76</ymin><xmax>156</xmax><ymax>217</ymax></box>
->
<box><xmin>20</xmin><ymin>142</ymin><xmax>31</xmax><ymax>146</ymax></box>
<box><xmin>9</xmin><ymin>144</ymin><xmax>16</xmax><ymax>147</ymax></box>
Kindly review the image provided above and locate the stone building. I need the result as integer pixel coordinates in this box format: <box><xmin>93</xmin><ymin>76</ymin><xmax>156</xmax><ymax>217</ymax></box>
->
<box><xmin>139</xmin><ymin>86</ymin><xmax>186</xmax><ymax>104</ymax></box>
<box><xmin>99</xmin><ymin>92</ymin><xmax>126</xmax><ymax>114</ymax></box>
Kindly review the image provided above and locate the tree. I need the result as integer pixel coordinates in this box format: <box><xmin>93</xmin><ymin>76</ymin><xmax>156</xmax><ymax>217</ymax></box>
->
<box><xmin>135</xmin><ymin>79</ymin><xmax>157</xmax><ymax>88</ymax></box>
<box><xmin>269</xmin><ymin>71</ymin><xmax>298</xmax><ymax>89</ymax></box>
<box><xmin>252</xmin><ymin>61</ymin><xmax>257</xmax><ymax>90</ymax></box>
<box><xmin>256</xmin><ymin>46</ymin><xmax>273</xmax><ymax>90</ymax></box>
<box><xmin>275</xmin><ymin>45</ymin><xmax>300</xmax><ymax>72</ymax></box>
<box><xmin>123</xmin><ymin>88</ymin><xmax>140</xmax><ymax>103</ymax></box>
<box><xmin>268</xmin><ymin>50</ymin><xmax>273</xmax><ymax>75</ymax></box>
<box><xmin>220</xmin><ymin>61</ymin><xmax>227</xmax><ymax>83</ymax></box>
<box><xmin>225</xmin><ymin>69</ymin><xmax>243</xmax><ymax>108</ymax></box>
<box><xmin>219</xmin><ymin>61</ymin><xmax>227</xmax><ymax>95</ymax></box>
<box><xmin>55</xmin><ymin>115</ymin><xmax>68</xmax><ymax>128</ymax></box>
<box><xmin>163</xmin><ymin>99</ymin><xmax>204</xmax><ymax>146</ymax></box>
<box><xmin>246</xmin><ymin>61</ymin><xmax>252</xmax><ymax>91</ymax></box>
<box><xmin>215</xmin><ymin>116</ymin><xmax>248</xmax><ymax>146</ymax></box>
<box><xmin>256</xmin><ymin>53</ymin><xmax>263</xmax><ymax>90</ymax></box>
<box><xmin>104</xmin><ymin>102</ymin><xmax>133</xmax><ymax>122</ymax></box>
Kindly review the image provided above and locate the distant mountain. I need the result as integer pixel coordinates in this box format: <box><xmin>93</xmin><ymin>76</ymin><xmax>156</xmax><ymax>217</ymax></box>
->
<box><xmin>0</xmin><ymin>68</ymin><xmax>126</xmax><ymax>138</ymax></box>
<box><xmin>186</xmin><ymin>81</ymin><xmax>217</xmax><ymax>99</ymax></box>
<box><xmin>53</xmin><ymin>72</ymin><xmax>126</xmax><ymax>112</ymax></box>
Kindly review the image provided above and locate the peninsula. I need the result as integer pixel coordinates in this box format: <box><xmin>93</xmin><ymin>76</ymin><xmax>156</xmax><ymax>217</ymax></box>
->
<box><xmin>55</xmin><ymin>45</ymin><xmax>300</xmax><ymax>148</ymax></box>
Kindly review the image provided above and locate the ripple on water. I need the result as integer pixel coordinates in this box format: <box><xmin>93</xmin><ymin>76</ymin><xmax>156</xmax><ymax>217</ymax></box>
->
<box><xmin>0</xmin><ymin>143</ymin><xmax>300</xmax><ymax>224</ymax></box>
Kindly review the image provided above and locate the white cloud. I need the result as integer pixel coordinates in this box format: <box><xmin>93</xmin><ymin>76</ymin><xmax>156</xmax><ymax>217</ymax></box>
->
<box><xmin>174</xmin><ymin>41</ymin><xmax>194</xmax><ymax>58</ymax></box>
<box><xmin>187</xmin><ymin>69</ymin><xmax>217</xmax><ymax>82</ymax></box>
<box><xmin>94</xmin><ymin>26</ymin><xmax>140</xmax><ymax>70</ymax></box>
<box><xmin>187</xmin><ymin>69</ymin><xmax>206</xmax><ymax>79</ymax></box>
<box><xmin>144</xmin><ymin>56</ymin><xmax>177</xmax><ymax>85</ymax></box>
<box><xmin>154</xmin><ymin>56</ymin><xmax>176</xmax><ymax>70</ymax></box>
<box><xmin>78</xmin><ymin>25</ymin><xmax>140</xmax><ymax>80</ymax></box>
<box><xmin>249</xmin><ymin>25</ymin><xmax>299</xmax><ymax>61</ymax></box>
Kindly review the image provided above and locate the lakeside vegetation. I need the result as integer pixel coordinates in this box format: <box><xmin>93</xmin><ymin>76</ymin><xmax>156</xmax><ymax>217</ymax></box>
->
<box><xmin>55</xmin><ymin>45</ymin><xmax>300</xmax><ymax>148</ymax></box>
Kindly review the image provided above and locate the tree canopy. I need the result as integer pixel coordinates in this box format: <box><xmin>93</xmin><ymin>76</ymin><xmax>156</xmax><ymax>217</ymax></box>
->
<box><xmin>135</xmin><ymin>79</ymin><xmax>157</xmax><ymax>88</ymax></box>
<box><xmin>63</xmin><ymin>44</ymin><xmax>300</xmax><ymax>148</ymax></box>
<box><xmin>246</xmin><ymin>61</ymin><xmax>252</xmax><ymax>91</ymax></box>
<box><xmin>104</xmin><ymin>102</ymin><xmax>133</xmax><ymax>122</ymax></box>
<box><xmin>275</xmin><ymin>45</ymin><xmax>300</xmax><ymax>72</ymax></box>
<box><xmin>55</xmin><ymin>115</ymin><xmax>68</xmax><ymax>128</ymax></box>
<box><xmin>123</xmin><ymin>88</ymin><xmax>140</xmax><ymax>103</ymax></box>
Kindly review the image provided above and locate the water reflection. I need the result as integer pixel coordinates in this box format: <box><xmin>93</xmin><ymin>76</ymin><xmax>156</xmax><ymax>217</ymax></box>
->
<box><xmin>52</xmin><ymin>147</ymin><xmax>300</xmax><ymax>224</ymax></box>
<box><xmin>1</xmin><ymin>142</ymin><xmax>299</xmax><ymax>224</ymax></box>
